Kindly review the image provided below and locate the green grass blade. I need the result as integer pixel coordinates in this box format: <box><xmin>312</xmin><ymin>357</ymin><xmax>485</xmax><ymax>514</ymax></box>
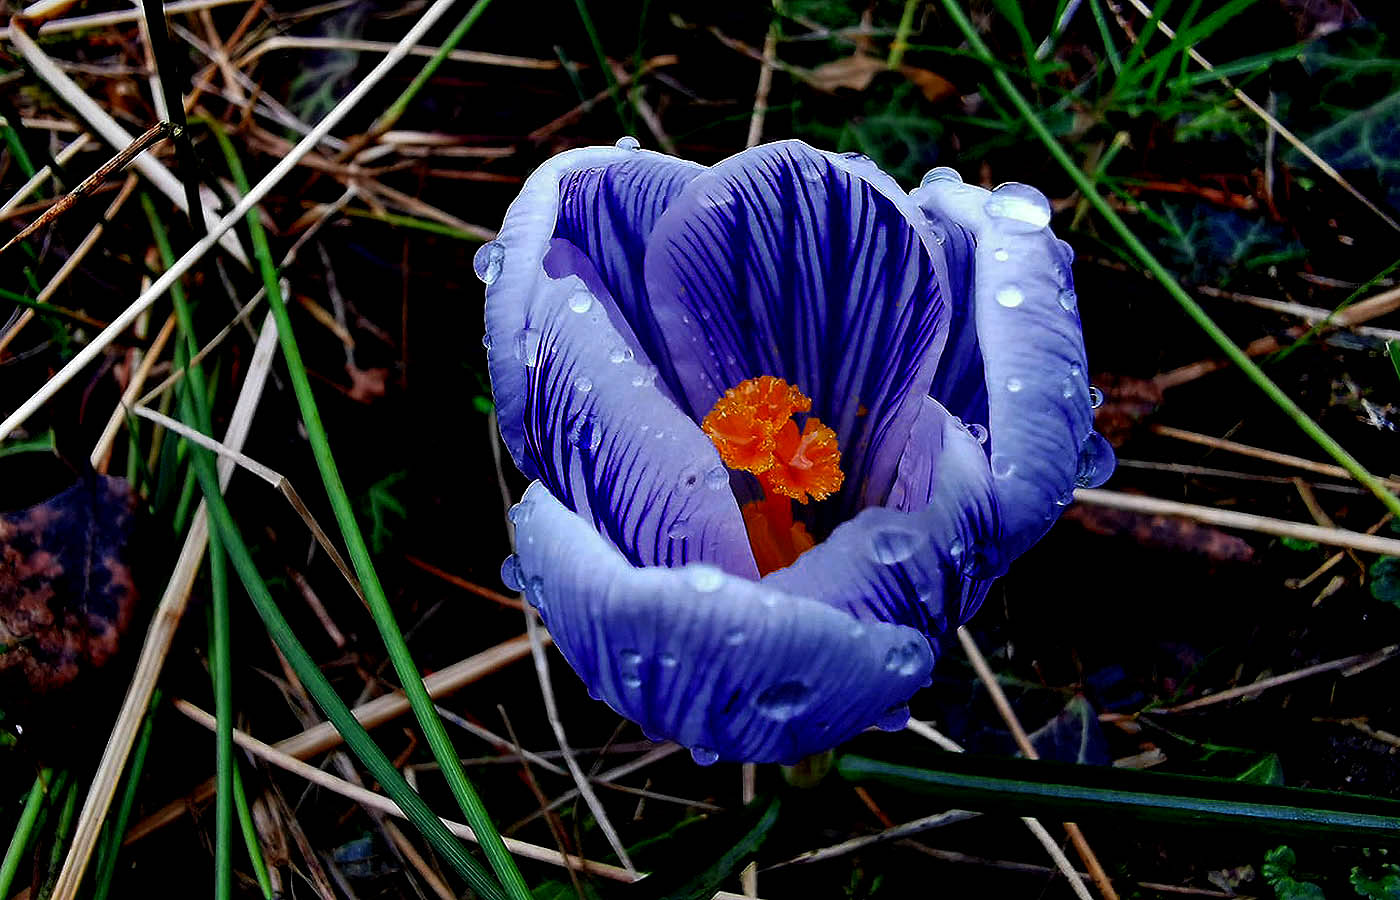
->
<box><xmin>573</xmin><ymin>0</ymin><xmax>628</xmax><ymax>129</ymax></box>
<box><xmin>202</xmin><ymin>122</ymin><xmax>528</xmax><ymax>899</ymax></box>
<box><xmin>92</xmin><ymin>691</ymin><xmax>162</xmax><ymax>900</ymax></box>
<box><xmin>374</xmin><ymin>0</ymin><xmax>494</xmax><ymax>135</ymax></box>
<box><xmin>839</xmin><ymin>754</ymin><xmax>1400</xmax><ymax>843</ymax></box>
<box><xmin>1</xmin><ymin>769</ymin><xmax>54</xmax><ymax>897</ymax></box>
<box><xmin>232</xmin><ymin>764</ymin><xmax>273</xmax><ymax>900</ymax></box>
<box><xmin>939</xmin><ymin>0</ymin><xmax>1400</xmax><ymax>519</ymax></box>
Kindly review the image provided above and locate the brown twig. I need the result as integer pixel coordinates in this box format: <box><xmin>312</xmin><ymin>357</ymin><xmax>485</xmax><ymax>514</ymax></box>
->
<box><xmin>1150</xmin><ymin>645</ymin><xmax>1399</xmax><ymax>714</ymax></box>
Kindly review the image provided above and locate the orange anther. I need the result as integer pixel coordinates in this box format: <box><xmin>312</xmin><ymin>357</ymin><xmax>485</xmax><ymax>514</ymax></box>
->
<box><xmin>763</xmin><ymin>418</ymin><xmax>845</xmax><ymax>504</ymax></box>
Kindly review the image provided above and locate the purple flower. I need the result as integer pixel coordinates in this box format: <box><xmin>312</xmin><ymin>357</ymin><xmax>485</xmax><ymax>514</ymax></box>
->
<box><xmin>482</xmin><ymin>140</ymin><xmax>1114</xmax><ymax>765</ymax></box>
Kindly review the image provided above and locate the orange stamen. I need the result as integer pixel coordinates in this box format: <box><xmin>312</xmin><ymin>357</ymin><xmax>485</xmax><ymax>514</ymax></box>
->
<box><xmin>701</xmin><ymin>376</ymin><xmax>845</xmax><ymax>575</ymax></box>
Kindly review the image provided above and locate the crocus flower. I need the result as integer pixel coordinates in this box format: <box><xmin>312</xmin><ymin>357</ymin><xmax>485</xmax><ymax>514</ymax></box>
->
<box><xmin>481</xmin><ymin>139</ymin><xmax>1114</xmax><ymax>765</ymax></box>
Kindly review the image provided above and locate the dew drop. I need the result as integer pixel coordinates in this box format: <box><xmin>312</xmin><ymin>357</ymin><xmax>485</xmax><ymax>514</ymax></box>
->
<box><xmin>705</xmin><ymin>465</ymin><xmax>730</xmax><ymax>490</ymax></box>
<box><xmin>984</xmin><ymin>183</ymin><xmax>1053</xmax><ymax>232</ymax></box>
<box><xmin>1069</xmin><ymin>362</ymin><xmax>1082</xmax><ymax>377</ymax></box>
<box><xmin>1089</xmin><ymin>385</ymin><xmax>1105</xmax><ymax>409</ymax></box>
<box><xmin>993</xmin><ymin>248</ymin><xmax>1010</xmax><ymax>262</ymax></box>
<box><xmin>608</xmin><ymin>345</ymin><xmax>633</xmax><ymax>364</ymax></box>
<box><xmin>948</xmin><ymin>536</ymin><xmax>965</xmax><ymax>559</ymax></box>
<box><xmin>569</xmin><ymin>412</ymin><xmax>603</xmax><ymax>452</ymax></box>
<box><xmin>614</xmin><ymin>135</ymin><xmax>640</xmax><ymax>150</ymax></box>
<box><xmin>874</xmin><ymin>704</ymin><xmax>911</xmax><ymax>731</ymax></box>
<box><xmin>631</xmin><ymin>365</ymin><xmax>658</xmax><ymax>387</ymax></box>
<box><xmin>871</xmin><ymin>528</ymin><xmax>919</xmax><ymax>564</ymax></box>
<box><xmin>472</xmin><ymin>241</ymin><xmax>504</xmax><ymax>284</ymax></box>
<box><xmin>755</xmin><ymin>681</ymin><xmax>812</xmax><ymax>721</ymax></box>
<box><xmin>514</xmin><ymin>328</ymin><xmax>541</xmax><ymax>366</ymax></box>
<box><xmin>480</xmin><ymin>332</ymin><xmax>492</xmax><ymax>350</ymax></box>
<box><xmin>1061</xmin><ymin>377</ymin><xmax>1075</xmax><ymax>399</ymax></box>
<box><xmin>508</xmin><ymin>501</ymin><xmax>531</xmax><ymax>524</ymax></box>
<box><xmin>688</xmin><ymin>565</ymin><xmax>724</xmax><ymax>593</ymax></box>
<box><xmin>967</xmin><ymin>423</ymin><xmax>989</xmax><ymax>445</ymax></box>
<box><xmin>678</xmin><ymin>462</ymin><xmax>705</xmax><ymax>493</ymax></box>
<box><xmin>567</xmin><ymin>289</ymin><xmax>594</xmax><ymax>314</ymax></box>
<box><xmin>883</xmin><ymin>643</ymin><xmax>923</xmax><ymax>676</ymax></box>
<box><xmin>691</xmin><ymin>746</ymin><xmax>720</xmax><ymax>766</ymax></box>
<box><xmin>619</xmin><ymin>649</ymin><xmax>643</xmax><ymax>687</ymax></box>
<box><xmin>666</xmin><ymin>518</ymin><xmax>689</xmax><ymax>539</ymax></box>
<box><xmin>499</xmin><ymin>554</ymin><xmax>524</xmax><ymax>592</ymax></box>
<box><xmin>659</xmin><ymin>652</ymin><xmax>678</xmax><ymax>668</ymax></box>
<box><xmin>1057</xmin><ymin>288</ymin><xmax>1078</xmax><ymax>311</ymax></box>
<box><xmin>1075</xmin><ymin>430</ymin><xmax>1117</xmax><ymax>488</ymax></box>
<box><xmin>1005</xmin><ymin>376</ymin><xmax>1024</xmax><ymax>393</ymax></box>
<box><xmin>724</xmin><ymin>628</ymin><xmax>746</xmax><ymax>646</ymax></box>
<box><xmin>920</xmin><ymin>166</ymin><xmax>963</xmax><ymax>187</ymax></box>
<box><xmin>990</xmin><ymin>453</ymin><xmax>1016</xmax><ymax>479</ymax></box>
<box><xmin>995</xmin><ymin>285</ymin><xmax>1025</xmax><ymax>308</ymax></box>
<box><xmin>573</xmin><ymin>374</ymin><xmax>593</xmax><ymax>393</ymax></box>
<box><xmin>524</xmin><ymin>576</ymin><xmax>546</xmax><ymax>613</ymax></box>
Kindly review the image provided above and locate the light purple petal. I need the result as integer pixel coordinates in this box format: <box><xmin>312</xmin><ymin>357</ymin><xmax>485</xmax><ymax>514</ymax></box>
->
<box><xmin>641</xmin><ymin>141</ymin><xmax>950</xmax><ymax>522</ymax></box>
<box><xmin>508</xmin><ymin>481</ymin><xmax>934</xmax><ymax>764</ymax></box>
<box><xmin>484</xmin><ymin>149</ymin><xmax>754</xmax><ymax>575</ymax></box>
<box><xmin>764</xmin><ymin>398</ymin><xmax>1002</xmax><ymax>636</ymax></box>
<box><xmin>911</xmin><ymin>174</ymin><xmax>1114</xmax><ymax>559</ymax></box>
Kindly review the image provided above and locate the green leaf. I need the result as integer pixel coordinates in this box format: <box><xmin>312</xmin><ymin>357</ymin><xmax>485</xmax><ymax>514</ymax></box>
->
<box><xmin>837</xmin><ymin>753</ymin><xmax>1400</xmax><ymax>843</ymax></box>
<box><xmin>1369</xmin><ymin>556</ymin><xmax>1400</xmax><ymax>609</ymax></box>
<box><xmin>1263</xmin><ymin>846</ymin><xmax>1327</xmax><ymax>900</ymax></box>
<box><xmin>1237</xmin><ymin>753</ymin><xmax>1286</xmax><ymax>787</ymax></box>
<box><xmin>1350</xmin><ymin>863</ymin><xmax>1400</xmax><ymax>899</ymax></box>
<box><xmin>1387</xmin><ymin>340</ymin><xmax>1400</xmax><ymax>385</ymax></box>
<box><xmin>624</xmin><ymin>796</ymin><xmax>781</xmax><ymax>900</ymax></box>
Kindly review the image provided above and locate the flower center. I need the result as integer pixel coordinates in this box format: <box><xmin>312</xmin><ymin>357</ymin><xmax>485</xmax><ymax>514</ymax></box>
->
<box><xmin>701</xmin><ymin>375</ymin><xmax>845</xmax><ymax>575</ymax></box>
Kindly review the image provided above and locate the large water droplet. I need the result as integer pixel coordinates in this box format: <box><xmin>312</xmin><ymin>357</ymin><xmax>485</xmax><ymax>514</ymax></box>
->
<box><xmin>472</xmin><ymin>241</ymin><xmax>504</xmax><ymax>284</ymax></box>
<box><xmin>705</xmin><ymin>465</ymin><xmax>730</xmax><ymax>490</ymax></box>
<box><xmin>995</xmin><ymin>285</ymin><xmax>1025</xmax><ymax>308</ymax></box>
<box><xmin>871</xmin><ymin>528</ymin><xmax>919</xmax><ymax>564</ymax></box>
<box><xmin>874</xmin><ymin>704</ymin><xmax>911</xmax><ymax>731</ymax></box>
<box><xmin>1089</xmin><ymin>385</ymin><xmax>1105</xmax><ymax>409</ymax></box>
<box><xmin>990</xmin><ymin>453</ymin><xmax>1016</xmax><ymax>479</ymax></box>
<box><xmin>984</xmin><ymin>183</ymin><xmax>1052</xmax><ymax>232</ymax></box>
<box><xmin>1075</xmin><ymin>430</ymin><xmax>1117</xmax><ymax>488</ymax></box>
<box><xmin>967</xmin><ymin>423</ymin><xmax>989</xmax><ymax>445</ymax></box>
<box><xmin>619</xmin><ymin>649</ymin><xmax>643</xmax><ymax>688</ymax></box>
<box><xmin>691</xmin><ymin>746</ymin><xmax>719</xmax><ymax>766</ymax></box>
<box><xmin>1057</xmin><ymin>288</ymin><xmax>1078</xmax><ymax>312</ymax></box>
<box><xmin>920</xmin><ymin>166</ymin><xmax>963</xmax><ymax>187</ymax></box>
<box><xmin>615</xmin><ymin>135</ymin><xmax>640</xmax><ymax>150</ymax></box>
<box><xmin>755</xmin><ymin>681</ymin><xmax>812</xmax><ymax>721</ymax></box>
<box><xmin>569</xmin><ymin>412</ymin><xmax>603</xmax><ymax>452</ymax></box>
<box><xmin>499</xmin><ymin>554</ymin><xmax>524</xmax><ymax>591</ymax></box>
<box><xmin>514</xmin><ymin>328</ymin><xmax>541</xmax><ymax>366</ymax></box>
<box><xmin>1005</xmin><ymin>376</ymin><xmax>1024</xmax><ymax>393</ymax></box>
<box><xmin>688</xmin><ymin>565</ymin><xmax>724</xmax><ymax>593</ymax></box>
<box><xmin>573</xmin><ymin>374</ymin><xmax>593</xmax><ymax>393</ymax></box>
<box><xmin>567</xmin><ymin>289</ymin><xmax>594</xmax><ymax>314</ymax></box>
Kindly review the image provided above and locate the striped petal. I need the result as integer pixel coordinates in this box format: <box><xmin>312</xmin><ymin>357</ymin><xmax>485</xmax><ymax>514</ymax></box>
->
<box><xmin>508</xmin><ymin>481</ymin><xmax>934</xmax><ymax>764</ymax></box>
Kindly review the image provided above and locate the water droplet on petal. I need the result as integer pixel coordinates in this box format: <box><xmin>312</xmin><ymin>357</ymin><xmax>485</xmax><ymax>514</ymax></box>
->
<box><xmin>984</xmin><ymin>183</ymin><xmax>1052</xmax><ymax>232</ymax></box>
<box><xmin>1057</xmin><ymin>288</ymin><xmax>1078</xmax><ymax>311</ymax></box>
<box><xmin>499</xmin><ymin>554</ymin><xmax>524</xmax><ymax>591</ymax></box>
<box><xmin>1061</xmin><ymin>377</ymin><xmax>1076</xmax><ymax>399</ymax></box>
<box><xmin>1069</xmin><ymin>362</ymin><xmax>1082</xmax><ymax>377</ymax></box>
<box><xmin>525</xmin><ymin>576</ymin><xmax>546</xmax><ymax>613</ymax></box>
<box><xmin>920</xmin><ymin>166</ymin><xmax>963</xmax><ymax>187</ymax></box>
<box><xmin>472</xmin><ymin>241</ymin><xmax>504</xmax><ymax>284</ymax></box>
<box><xmin>691</xmin><ymin>746</ymin><xmax>719</xmax><ymax>766</ymax></box>
<box><xmin>871</xmin><ymin>528</ymin><xmax>919</xmax><ymax>564</ymax></box>
<box><xmin>995</xmin><ymin>285</ymin><xmax>1025</xmax><ymax>308</ymax></box>
<box><xmin>619</xmin><ymin>649</ymin><xmax>643</xmax><ymax>687</ymax></box>
<box><xmin>705</xmin><ymin>465</ymin><xmax>730</xmax><ymax>490</ymax></box>
<box><xmin>1089</xmin><ymin>385</ymin><xmax>1105</xmax><ymax>409</ymax></box>
<box><xmin>666</xmin><ymin>518</ymin><xmax>689</xmax><ymax>539</ymax></box>
<box><xmin>1005</xmin><ymin>376</ymin><xmax>1024</xmax><ymax>393</ymax></box>
<box><xmin>514</xmin><ymin>328</ymin><xmax>541</xmax><ymax>366</ymax></box>
<box><xmin>631</xmin><ymin>365</ymin><xmax>658</xmax><ymax>387</ymax></box>
<box><xmin>949</xmin><ymin>536</ymin><xmax>965</xmax><ymax>559</ymax></box>
<box><xmin>1075</xmin><ymin>430</ymin><xmax>1117</xmax><ymax>488</ymax></box>
<box><xmin>659</xmin><ymin>652</ymin><xmax>678</xmax><ymax>668</ymax></box>
<box><xmin>993</xmin><ymin>248</ymin><xmax>1010</xmax><ymax>262</ymax></box>
<box><xmin>755</xmin><ymin>681</ymin><xmax>812</xmax><ymax>721</ymax></box>
<box><xmin>883</xmin><ymin>643</ymin><xmax>923</xmax><ymax>676</ymax></box>
<box><xmin>608</xmin><ymin>345</ymin><xmax>633</xmax><ymax>364</ymax></box>
<box><xmin>688</xmin><ymin>565</ymin><xmax>724</xmax><ymax>593</ymax></box>
<box><xmin>569</xmin><ymin>412</ymin><xmax>602</xmax><ymax>452</ymax></box>
<box><xmin>614</xmin><ymin>135</ymin><xmax>640</xmax><ymax>150</ymax></box>
<box><xmin>724</xmin><ymin>628</ymin><xmax>746</xmax><ymax>646</ymax></box>
<box><xmin>967</xmin><ymin>423</ymin><xmax>989</xmax><ymax>445</ymax></box>
<box><xmin>573</xmin><ymin>374</ymin><xmax>593</xmax><ymax>393</ymax></box>
<box><xmin>567</xmin><ymin>289</ymin><xmax>594</xmax><ymax>313</ymax></box>
<box><xmin>990</xmin><ymin>453</ymin><xmax>1016</xmax><ymax>479</ymax></box>
<box><xmin>480</xmin><ymin>332</ymin><xmax>492</xmax><ymax>350</ymax></box>
<box><xmin>678</xmin><ymin>462</ymin><xmax>706</xmax><ymax>493</ymax></box>
<box><xmin>874</xmin><ymin>704</ymin><xmax>911</xmax><ymax>731</ymax></box>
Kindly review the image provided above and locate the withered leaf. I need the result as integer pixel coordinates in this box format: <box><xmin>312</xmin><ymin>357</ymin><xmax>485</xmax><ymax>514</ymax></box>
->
<box><xmin>1062</xmin><ymin>501</ymin><xmax>1256</xmax><ymax>565</ymax></box>
<box><xmin>1092</xmin><ymin>373</ymin><xmax>1164</xmax><ymax>447</ymax></box>
<box><xmin>805</xmin><ymin>54</ymin><xmax>957</xmax><ymax>104</ymax></box>
<box><xmin>0</xmin><ymin>473</ymin><xmax>139</xmax><ymax>697</ymax></box>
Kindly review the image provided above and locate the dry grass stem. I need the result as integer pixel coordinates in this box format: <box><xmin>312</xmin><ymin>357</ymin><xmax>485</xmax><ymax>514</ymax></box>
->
<box><xmin>0</xmin><ymin>0</ymin><xmax>249</xmax><ymax>39</ymax></box>
<box><xmin>1</xmin><ymin>0</ymin><xmax>459</xmax><ymax>442</ymax></box>
<box><xmin>1151</xmin><ymin>645</ymin><xmax>1399</xmax><ymax>714</ymax></box>
<box><xmin>0</xmin><ymin>132</ymin><xmax>89</xmax><ymax>216</ymax></box>
<box><xmin>744</xmin><ymin>6</ymin><xmax>779</xmax><ymax>148</ymax></box>
<box><xmin>957</xmin><ymin>628</ymin><xmax>1118</xmax><ymax>900</ymax></box>
<box><xmin>90</xmin><ymin>312</ymin><xmax>178</xmax><ymax>471</ymax></box>
<box><xmin>1198</xmin><ymin>284</ymin><xmax>1400</xmax><ymax>342</ymax></box>
<box><xmin>236</xmin><ymin>35</ymin><xmax>561</xmax><ymax>70</ymax></box>
<box><xmin>1151</xmin><ymin>425</ymin><xmax>1400</xmax><ymax>490</ymax></box>
<box><xmin>769</xmin><ymin>809</ymin><xmax>980</xmax><ymax>869</ymax></box>
<box><xmin>1074</xmin><ymin>488</ymin><xmax>1400</xmax><ymax>555</ymax></box>
<box><xmin>48</xmin><ymin>313</ymin><xmax>279</xmax><ymax>900</ymax></box>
